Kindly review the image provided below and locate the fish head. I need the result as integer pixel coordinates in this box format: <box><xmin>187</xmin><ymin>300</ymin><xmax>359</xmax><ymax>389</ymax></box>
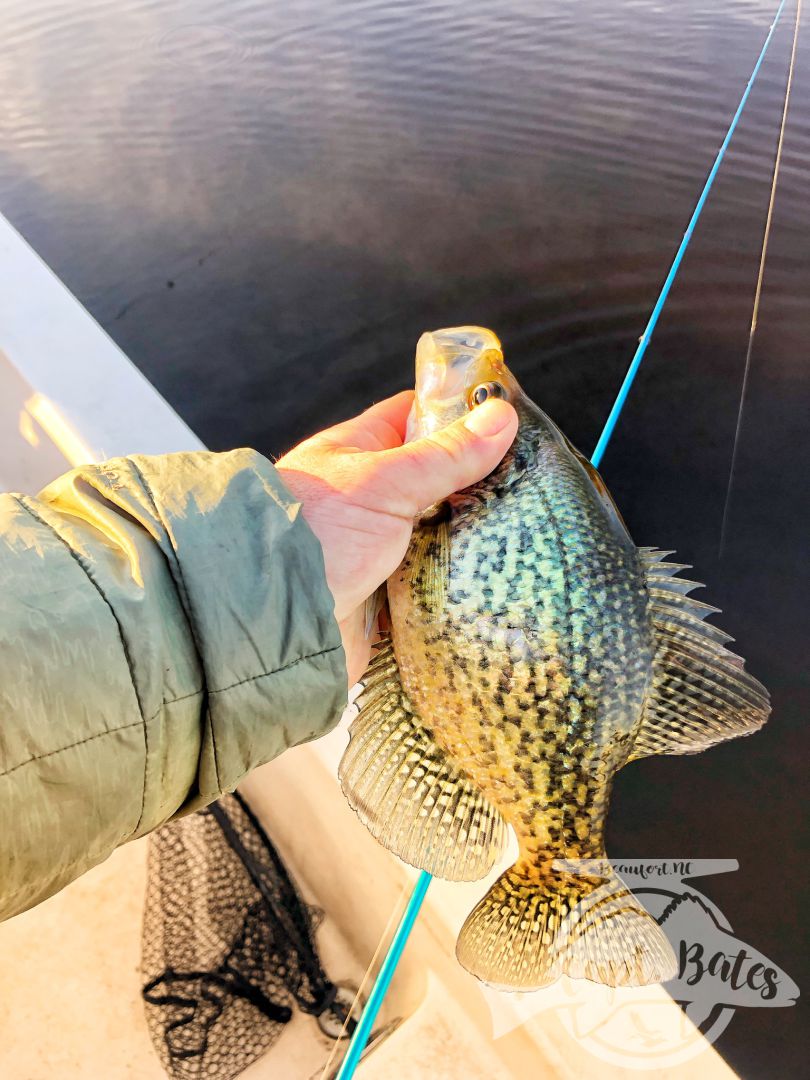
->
<box><xmin>405</xmin><ymin>325</ymin><xmax>524</xmax><ymax>441</ymax></box>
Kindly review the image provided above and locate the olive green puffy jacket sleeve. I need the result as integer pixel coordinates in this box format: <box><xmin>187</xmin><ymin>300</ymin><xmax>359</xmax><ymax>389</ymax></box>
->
<box><xmin>0</xmin><ymin>449</ymin><xmax>348</xmax><ymax>922</ymax></box>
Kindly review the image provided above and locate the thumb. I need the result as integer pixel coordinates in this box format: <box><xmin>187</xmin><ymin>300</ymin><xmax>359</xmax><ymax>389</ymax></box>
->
<box><xmin>376</xmin><ymin>398</ymin><xmax>518</xmax><ymax>514</ymax></box>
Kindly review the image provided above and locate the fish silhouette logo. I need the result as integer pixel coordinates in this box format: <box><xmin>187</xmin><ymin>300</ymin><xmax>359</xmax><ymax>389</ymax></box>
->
<box><xmin>480</xmin><ymin>860</ymin><xmax>799</xmax><ymax>1069</ymax></box>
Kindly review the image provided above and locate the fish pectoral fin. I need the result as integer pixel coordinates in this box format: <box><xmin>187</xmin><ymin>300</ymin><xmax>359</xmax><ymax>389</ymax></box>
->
<box><xmin>339</xmin><ymin>635</ymin><xmax>508</xmax><ymax>882</ymax></box>
<box><xmin>456</xmin><ymin>857</ymin><xmax>676</xmax><ymax>990</ymax></box>
<box><xmin>409</xmin><ymin>517</ymin><xmax>450</xmax><ymax>613</ymax></box>
<box><xmin>363</xmin><ymin>583</ymin><xmax>389</xmax><ymax>639</ymax></box>
<box><xmin>629</xmin><ymin>547</ymin><xmax>770</xmax><ymax>761</ymax></box>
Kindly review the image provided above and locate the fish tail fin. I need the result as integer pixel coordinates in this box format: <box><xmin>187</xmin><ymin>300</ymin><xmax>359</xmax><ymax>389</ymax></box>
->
<box><xmin>456</xmin><ymin>856</ymin><xmax>677</xmax><ymax>990</ymax></box>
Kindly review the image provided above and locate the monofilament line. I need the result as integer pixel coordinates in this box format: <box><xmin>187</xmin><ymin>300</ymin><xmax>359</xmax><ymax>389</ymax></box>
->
<box><xmin>591</xmin><ymin>0</ymin><xmax>790</xmax><ymax>469</ymax></box>
<box><xmin>332</xmin><ymin>4</ymin><xmax>792</xmax><ymax>1076</ymax></box>
<box><xmin>331</xmin><ymin>870</ymin><xmax>431</xmax><ymax>1079</ymax></box>
<box><xmin>318</xmin><ymin>877</ymin><xmax>413</xmax><ymax>1080</ymax></box>
<box><xmin>719</xmin><ymin>0</ymin><xmax>802</xmax><ymax>558</ymax></box>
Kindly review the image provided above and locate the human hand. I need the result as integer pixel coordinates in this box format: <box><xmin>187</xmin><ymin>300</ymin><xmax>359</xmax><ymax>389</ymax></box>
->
<box><xmin>276</xmin><ymin>390</ymin><xmax>518</xmax><ymax>686</ymax></box>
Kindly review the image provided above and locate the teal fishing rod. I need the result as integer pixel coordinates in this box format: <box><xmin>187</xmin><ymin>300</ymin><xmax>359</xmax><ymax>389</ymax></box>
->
<box><xmin>592</xmin><ymin>0</ymin><xmax>789</xmax><ymax>468</ymax></box>
<box><xmin>334</xmin><ymin>2</ymin><xmax>791</xmax><ymax>1075</ymax></box>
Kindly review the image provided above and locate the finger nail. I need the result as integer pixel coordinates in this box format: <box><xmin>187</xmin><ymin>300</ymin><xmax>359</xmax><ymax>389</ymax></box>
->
<box><xmin>463</xmin><ymin>399</ymin><xmax>515</xmax><ymax>438</ymax></box>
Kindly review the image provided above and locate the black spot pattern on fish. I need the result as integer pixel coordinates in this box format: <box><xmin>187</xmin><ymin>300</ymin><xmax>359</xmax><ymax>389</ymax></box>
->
<box><xmin>390</xmin><ymin>396</ymin><xmax>655</xmax><ymax>865</ymax></box>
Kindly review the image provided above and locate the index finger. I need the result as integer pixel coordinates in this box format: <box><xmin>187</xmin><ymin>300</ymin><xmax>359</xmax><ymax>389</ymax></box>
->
<box><xmin>324</xmin><ymin>390</ymin><xmax>415</xmax><ymax>452</ymax></box>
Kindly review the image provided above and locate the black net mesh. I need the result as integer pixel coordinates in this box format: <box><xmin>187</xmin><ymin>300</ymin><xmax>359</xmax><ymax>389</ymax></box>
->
<box><xmin>142</xmin><ymin>791</ymin><xmax>354</xmax><ymax>1079</ymax></box>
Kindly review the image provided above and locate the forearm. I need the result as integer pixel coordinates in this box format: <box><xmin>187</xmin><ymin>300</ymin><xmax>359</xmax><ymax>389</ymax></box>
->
<box><xmin>0</xmin><ymin>449</ymin><xmax>347</xmax><ymax>921</ymax></box>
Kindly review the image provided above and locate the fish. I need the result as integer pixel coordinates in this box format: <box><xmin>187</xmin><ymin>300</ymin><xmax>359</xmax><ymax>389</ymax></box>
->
<box><xmin>339</xmin><ymin>326</ymin><xmax>770</xmax><ymax>991</ymax></box>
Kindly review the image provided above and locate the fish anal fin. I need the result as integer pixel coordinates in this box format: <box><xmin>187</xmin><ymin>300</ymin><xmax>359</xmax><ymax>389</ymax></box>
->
<box><xmin>630</xmin><ymin>548</ymin><xmax>770</xmax><ymax>761</ymax></box>
<box><xmin>339</xmin><ymin>636</ymin><xmax>508</xmax><ymax>881</ymax></box>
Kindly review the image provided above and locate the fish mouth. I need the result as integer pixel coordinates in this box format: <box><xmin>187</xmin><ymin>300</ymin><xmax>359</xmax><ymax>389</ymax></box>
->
<box><xmin>415</xmin><ymin>326</ymin><xmax>503</xmax><ymax>399</ymax></box>
<box><xmin>407</xmin><ymin>326</ymin><xmax>504</xmax><ymax>441</ymax></box>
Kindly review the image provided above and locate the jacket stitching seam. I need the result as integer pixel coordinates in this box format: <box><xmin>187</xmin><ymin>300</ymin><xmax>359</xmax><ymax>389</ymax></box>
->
<box><xmin>207</xmin><ymin>644</ymin><xmax>343</xmax><ymax>695</ymax></box>
<box><xmin>0</xmin><ymin>641</ymin><xmax>339</xmax><ymax>782</ymax></box>
<box><xmin>116</xmin><ymin>642</ymin><xmax>339</xmax><ymax>710</ymax></box>
<box><xmin>0</xmin><ymin>718</ymin><xmax>149</xmax><ymax>781</ymax></box>
<box><xmin>14</xmin><ymin>496</ymin><xmax>153</xmax><ymax>835</ymax></box>
<box><xmin>126</xmin><ymin>459</ymin><xmax>222</xmax><ymax>792</ymax></box>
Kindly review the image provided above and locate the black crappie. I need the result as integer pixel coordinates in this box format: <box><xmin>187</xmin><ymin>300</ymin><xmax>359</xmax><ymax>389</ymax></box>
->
<box><xmin>340</xmin><ymin>326</ymin><xmax>769</xmax><ymax>990</ymax></box>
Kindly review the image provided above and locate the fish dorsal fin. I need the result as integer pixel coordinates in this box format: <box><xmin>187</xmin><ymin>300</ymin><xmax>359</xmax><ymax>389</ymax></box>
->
<box><xmin>339</xmin><ymin>637</ymin><xmax>508</xmax><ymax>881</ymax></box>
<box><xmin>629</xmin><ymin>548</ymin><xmax>770</xmax><ymax>761</ymax></box>
<box><xmin>564</xmin><ymin>434</ymin><xmax>630</xmax><ymax>531</ymax></box>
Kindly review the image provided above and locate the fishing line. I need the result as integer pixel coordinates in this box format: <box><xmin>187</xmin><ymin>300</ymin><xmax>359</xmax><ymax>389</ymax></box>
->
<box><xmin>333</xmin><ymin>3</ymin><xmax>792</xmax><ymax>1076</ymax></box>
<box><xmin>719</xmin><ymin>0</ymin><xmax>802</xmax><ymax>558</ymax></box>
<box><xmin>318</xmin><ymin>877</ymin><xmax>413</xmax><ymax>1080</ymax></box>
<box><xmin>591</xmin><ymin>0</ymin><xmax>790</xmax><ymax>468</ymax></box>
<box><xmin>329</xmin><ymin>871</ymin><xmax>431</xmax><ymax>1080</ymax></box>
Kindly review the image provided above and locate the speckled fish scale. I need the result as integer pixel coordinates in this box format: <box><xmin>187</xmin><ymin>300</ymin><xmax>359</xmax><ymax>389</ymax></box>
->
<box><xmin>339</xmin><ymin>326</ymin><xmax>770</xmax><ymax>990</ymax></box>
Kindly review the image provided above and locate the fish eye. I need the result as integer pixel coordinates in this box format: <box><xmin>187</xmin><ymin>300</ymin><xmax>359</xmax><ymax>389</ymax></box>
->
<box><xmin>470</xmin><ymin>381</ymin><xmax>505</xmax><ymax>407</ymax></box>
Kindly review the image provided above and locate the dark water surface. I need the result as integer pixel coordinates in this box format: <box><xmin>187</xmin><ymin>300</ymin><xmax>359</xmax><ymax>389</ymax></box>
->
<box><xmin>1</xmin><ymin>1</ymin><xmax>808</xmax><ymax>1074</ymax></box>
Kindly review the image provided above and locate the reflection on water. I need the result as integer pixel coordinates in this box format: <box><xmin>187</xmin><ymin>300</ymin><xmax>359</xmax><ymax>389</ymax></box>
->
<box><xmin>0</xmin><ymin>0</ymin><xmax>807</xmax><ymax>1074</ymax></box>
